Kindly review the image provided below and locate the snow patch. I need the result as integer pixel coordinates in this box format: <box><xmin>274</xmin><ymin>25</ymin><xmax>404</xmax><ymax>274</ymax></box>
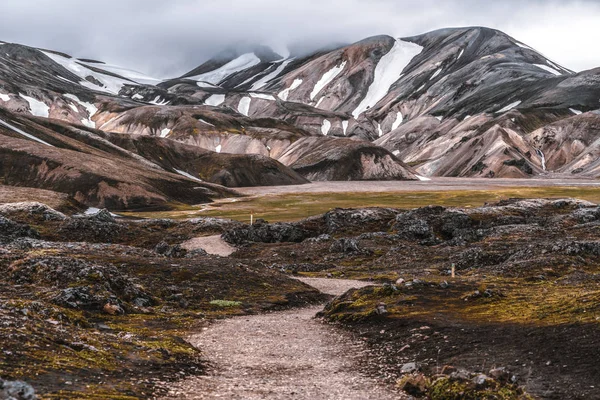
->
<box><xmin>175</xmin><ymin>169</ymin><xmax>204</xmax><ymax>183</ymax></box>
<box><xmin>278</xmin><ymin>78</ymin><xmax>303</xmax><ymax>101</ymax></box>
<box><xmin>496</xmin><ymin>100</ymin><xmax>522</xmax><ymax>113</ymax></box>
<box><xmin>430</xmin><ymin>68</ymin><xmax>442</xmax><ymax>80</ymax></box>
<box><xmin>250</xmin><ymin>59</ymin><xmax>293</xmax><ymax>90</ymax></box>
<box><xmin>149</xmin><ymin>96</ymin><xmax>169</xmax><ymax>105</ymax></box>
<box><xmin>215</xmin><ymin>144</ymin><xmax>222</xmax><ymax>153</ymax></box>
<box><xmin>43</xmin><ymin>51</ymin><xmax>133</xmax><ymax>94</ymax></box>
<box><xmin>19</xmin><ymin>94</ymin><xmax>49</xmax><ymax>117</ymax></box>
<box><xmin>392</xmin><ymin>150</ymin><xmax>400</xmax><ymax>156</ymax></box>
<box><xmin>0</xmin><ymin>93</ymin><xmax>9</xmax><ymax>102</ymax></box>
<box><xmin>310</xmin><ymin>61</ymin><xmax>347</xmax><ymax>100</ymax></box>
<box><xmin>64</xmin><ymin>94</ymin><xmax>98</xmax><ymax>128</ymax></box>
<box><xmin>435</xmin><ymin>116</ymin><xmax>443</xmax><ymax>122</ymax></box>
<box><xmin>132</xmin><ymin>94</ymin><xmax>144</xmax><ymax>100</ymax></box>
<box><xmin>377</xmin><ymin>123</ymin><xmax>384</xmax><ymax>137</ymax></box>
<box><xmin>197</xmin><ymin>81</ymin><xmax>219</xmax><ymax>88</ymax></box>
<box><xmin>533</xmin><ymin>64</ymin><xmax>562</xmax><ymax>76</ymax></box>
<box><xmin>536</xmin><ymin>149</ymin><xmax>547</xmax><ymax>171</ymax></box>
<box><xmin>570</xmin><ymin>108</ymin><xmax>583</xmax><ymax>115</ymax></box>
<box><xmin>342</xmin><ymin>120</ymin><xmax>349</xmax><ymax>136</ymax></box>
<box><xmin>238</xmin><ymin>97</ymin><xmax>251</xmax><ymax>116</ymax></box>
<box><xmin>79</xmin><ymin>62</ymin><xmax>160</xmax><ymax>85</ymax></box>
<box><xmin>198</xmin><ymin>118</ymin><xmax>215</xmax><ymax>126</ymax></box>
<box><xmin>160</xmin><ymin>128</ymin><xmax>171</xmax><ymax>138</ymax></box>
<box><xmin>0</xmin><ymin>118</ymin><xmax>53</xmax><ymax>146</ymax></box>
<box><xmin>464</xmin><ymin>115</ymin><xmax>472</xmax><ymax>121</ymax></box>
<box><xmin>204</xmin><ymin>94</ymin><xmax>225</xmax><ymax>106</ymax></box>
<box><xmin>250</xmin><ymin>93</ymin><xmax>275</xmax><ymax>101</ymax></box>
<box><xmin>321</xmin><ymin>119</ymin><xmax>331</xmax><ymax>136</ymax></box>
<box><xmin>315</xmin><ymin>97</ymin><xmax>325</xmax><ymax>108</ymax></box>
<box><xmin>416</xmin><ymin>175</ymin><xmax>432</xmax><ymax>181</ymax></box>
<box><xmin>352</xmin><ymin>40</ymin><xmax>423</xmax><ymax>118</ymax></box>
<box><xmin>457</xmin><ymin>49</ymin><xmax>465</xmax><ymax>60</ymax></box>
<box><xmin>391</xmin><ymin>112</ymin><xmax>403</xmax><ymax>130</ymax></box>
<box><xmin>189</xmin><ymin>53</ymin><xmax>261</xmax><ymax>84</ymax></box>
<box><xmin>83</xmin><ymin>207</ymin><xmax>120</xmax><ymax>218</ymax></box>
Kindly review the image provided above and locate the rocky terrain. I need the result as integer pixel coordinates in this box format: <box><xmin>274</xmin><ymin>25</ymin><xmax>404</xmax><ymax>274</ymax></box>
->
<box><xmin>1</xmin><ymin>198</ymin><xmax>599</xmax><ymax>398</ymax></box>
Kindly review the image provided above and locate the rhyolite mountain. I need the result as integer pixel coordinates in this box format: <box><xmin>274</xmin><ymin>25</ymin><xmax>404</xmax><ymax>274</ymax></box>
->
<box><xmin>1</xmin><ymin>26</ymin><xmax>599</xmax><ymax>209</ymax></box>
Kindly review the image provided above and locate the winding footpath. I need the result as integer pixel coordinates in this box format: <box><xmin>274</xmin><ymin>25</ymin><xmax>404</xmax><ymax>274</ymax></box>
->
<box><xmin>163</xmin><ymin>278</ymin><xmax>403</xmax><ymax>399</ymax></box>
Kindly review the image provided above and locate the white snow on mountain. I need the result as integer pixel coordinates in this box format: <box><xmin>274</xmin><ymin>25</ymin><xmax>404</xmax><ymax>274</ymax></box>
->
<box><xmin>42</xmin><ymin>51</ymin><xmax>134</xmax><ymax>94</ymax></box>
<box><xmin>0</xmin><ymin>93</ymin><xmax>9</xmax><ymax>102</ymax></box>
<box><xmin>78</xmin><ymin>61</ymin><xmax>161</xmax><ymax>85</ymax></box>
<box><xmin>198</xmin><ymin>118</ymin><xmax>215</xmax><ymax>126</ymax></box>
<box><xmin>189</xmin><ymin>53</ymin><xmax>261</xmax><ymax>84</ymax></box>
<box><xmin>215</xmin><ymin>144</ymin><xmax>222</xmax><ymax>153</ymax></box>
<box><xmin>352</xmin><ymin>40</ymin><xmax>423</xmax><ymax>118</ymax></box>
<box><xmin>250</xmin><ymin>59</ymin><xmax>294</xmax><ymax>91</ymax></box>
<box><xmin>430</xmin><ymin>68</ymin><xmax>442</xmax><ymax>80</ymax></box>
<box><xmin>64</xmin><ymin>94</ymin><xmax>98</xmax><ymax>128</ymax></box>
<box><xmin>278</xmin><ymin>78</ymin><xmax>303</xmax><ymax>101</ymax></box>
<box><xmin>0</xmin><ymin>118</ymin><xmax>53</xmax><ymax>146</ymax></box>
<box><xmin>238</xmin><ymin>96</ymin><xmax>251</xmax><ymax>116</ymax></box>
<box><xmin>197</xmin><ymin>81</ymin><xmax>220</xmax><ymax>88</ymax></box>
<box><xmin>533</xmin><ymin>64</ymin><xmax>562</xmax><ymax>76</ymax></box>
<box><xmin>310</xmin><ymin>61</ymin><xmax>347</xmax><ymax>100</ymax></box>
<box><xmin>391</xmin><ymin>112</ymin><xmax>403</xmax><ymax>130</ymax></box>
<box><xmin>570</xmin><ymin>108</ymin><xmax>583</xmax><ymax>115</ymax></box>
<box><xmin>342</xmin><ymin>120</ymin><xmax>349</xmax><ymax>135</ymax></box>
<box><xmin>496</xmin><ymin>100</ymin><xmax>522</xmax><ymax>113</ymax></box>
<box><xmin>175</xmin><ymin>169</ymin><xmax>203</xmax><ymax>182</ymax></box>
<box><xmin>321</xmin><ymin>119</ymin><xmax>331</xmax><ymax>135</ymax></box>
<box><xmin>149</xmin><ymin>96</ymin><xmax>169</xmax><ymax>105</ymax></box>
<box><xmin>19</xmin><ymin>94</ymin><xmax>49</xmax><ymax>117</ymax></box>
<box><xmin>250</xmin><ymin>93</ymin><xmax>276</xmax><ymax>100</ymax></box>
<box><xmin>160</xmin><ymin>128</ymin><xmax>171</xmax><ymax>138</ymax></box>
<box><xmin>204</xmin><ymin>94</ymin><xmax>225</xmax><ymax>106</ymax></box>
<box><xmin>377</xmin><ymin>123</ymin><xmax>383</xmax><ymax>137</ymax></box>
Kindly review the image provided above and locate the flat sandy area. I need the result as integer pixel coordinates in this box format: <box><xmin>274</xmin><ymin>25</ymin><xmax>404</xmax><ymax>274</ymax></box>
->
<box><xmin>235</xmin><ymin>177</ymin><xmax>600</xmax><ymax>196</ymax></box>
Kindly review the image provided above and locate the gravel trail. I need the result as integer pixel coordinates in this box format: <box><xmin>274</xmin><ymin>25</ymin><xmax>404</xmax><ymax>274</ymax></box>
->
<box><xmin>163</xmin><ymin>278</ymin><xmax>404</xmax><ymax>399</ymax></box>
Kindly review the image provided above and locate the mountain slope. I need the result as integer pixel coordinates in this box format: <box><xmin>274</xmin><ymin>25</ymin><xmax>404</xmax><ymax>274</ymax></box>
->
<box><xmin>0</xmin><ymin>26</ymin><xmax>599</xmax><ymax>189</ymax></box>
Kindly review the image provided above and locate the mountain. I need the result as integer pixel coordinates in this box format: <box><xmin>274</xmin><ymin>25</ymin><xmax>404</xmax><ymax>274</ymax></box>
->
<box><xmin>0</xmin><ymin>26</ymin><xmax>599</xmax><ymax>210</ymax></box>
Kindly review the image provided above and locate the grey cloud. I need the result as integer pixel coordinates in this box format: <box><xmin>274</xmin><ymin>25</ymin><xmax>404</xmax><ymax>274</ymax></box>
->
<box><xmin>0</xmin><ymin>0</ymin><xmax>598</xmax><ymax>77</ymax></box>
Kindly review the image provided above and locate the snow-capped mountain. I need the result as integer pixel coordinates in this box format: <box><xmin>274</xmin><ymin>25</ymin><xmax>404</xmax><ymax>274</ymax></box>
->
<box><xmin>1</xmin><ymin>26</ymin><xmax>600</xmax><ymax>209</ymax></box>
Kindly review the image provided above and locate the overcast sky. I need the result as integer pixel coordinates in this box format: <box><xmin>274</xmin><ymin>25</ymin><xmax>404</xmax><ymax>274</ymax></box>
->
<box><xmin>0</xmin><ymin>0</ymin><xmax>598</xmax><ymax>78</ymax></box>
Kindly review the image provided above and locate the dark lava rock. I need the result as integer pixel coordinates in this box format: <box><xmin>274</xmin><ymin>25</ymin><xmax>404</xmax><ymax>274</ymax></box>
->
<box><xmin>324</xmin><ymin>208</ymin><xmax>399</xmax><ymax>234</ymax></box>
<box><xmin>58</xmin><ymin>215</ymin><xmax>124</xmax><ymax>243</ymax></box>
<box><xmin>154</xmin><ymin>242</ymin><xmax>188</xmax><ymax>258</ymax></box>
<box><xmin>329</xmin><ymin>238</ymin><xmax>368</xmax><ymax>254</ymax></box>
<box><xmin>8</xmin><ymin>257</ymin><xmax>155</xmax><ymax>312</ymax></box>
<box><xmin>0</xmin><ymin>216</ymin><xmax>39</xmax><ymax>244</ymax></box>
<box><xmin>222</xmin><ymin>221</ymin><xmax>312</xmax><ymax>244</ymax></box>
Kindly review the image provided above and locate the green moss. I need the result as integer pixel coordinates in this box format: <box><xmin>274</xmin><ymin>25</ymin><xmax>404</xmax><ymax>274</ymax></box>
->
<box><xmin>121</xmin><ymin>186</ymin><xmax>600</xmax><ymax>223</ymax></box>
<box><xmin>428</xmin><ymin>377</ymin><xmax>533</xmax><ymax>400</ymax></box>
<box><xmin>209</xmin><ymin>299</ymin><xmax>243</xmax><ymax>308</ymax></box>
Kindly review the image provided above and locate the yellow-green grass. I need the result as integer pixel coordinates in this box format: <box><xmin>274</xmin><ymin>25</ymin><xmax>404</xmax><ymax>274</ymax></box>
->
<box><xmin>121</xmin><ymin>186</ymin><xmax>600</xmax><ymax>223</ymax></box>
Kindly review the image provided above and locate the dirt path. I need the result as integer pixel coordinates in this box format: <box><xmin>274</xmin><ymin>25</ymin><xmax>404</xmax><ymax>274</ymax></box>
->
<box><xmin>180</xmin><ymin>235</ymin><xmax>236</xmax><ymax>257</ymax></box>
<box><xmin>163</xmin><ymin>278</ymin><xmax>404</xmax><ymax>399</ymax></box>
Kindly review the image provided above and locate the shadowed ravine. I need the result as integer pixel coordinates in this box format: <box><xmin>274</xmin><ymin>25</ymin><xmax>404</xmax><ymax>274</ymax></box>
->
<box><xmin>162</xmin><ymin>278</ymin><xmax>403</xmax><ymax>399</ymax></box>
